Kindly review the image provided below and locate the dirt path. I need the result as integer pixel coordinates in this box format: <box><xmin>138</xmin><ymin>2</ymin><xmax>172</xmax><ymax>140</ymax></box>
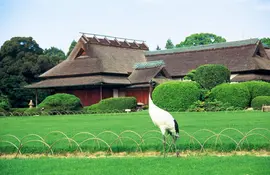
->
<box><xmin>1</xmin><ymin>150</ymin><xmax>270</xmax><ymax>159</ymax></box>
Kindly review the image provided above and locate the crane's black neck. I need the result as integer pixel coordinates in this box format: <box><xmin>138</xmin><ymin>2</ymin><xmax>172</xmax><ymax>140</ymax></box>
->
<box><xmin>149</xmin><ymin>84</ymin><xmax>155</xmax><ymax>99</ymax></box>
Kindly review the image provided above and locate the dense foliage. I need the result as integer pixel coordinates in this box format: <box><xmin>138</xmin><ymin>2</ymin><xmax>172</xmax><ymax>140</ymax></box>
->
<box><xmin>152</xmin><ymin>81</ymin><xmax>201</xmax><ymax>111</ymax></box>
<box><xmin>38</xmin><ymin>93</ymin><xmax>82</xmax><ymax>112</ymax></box>
<box><xmin>0</xmin><ymin>37</ymin><xmax>63</xmax><ymax>107</ymax></box>
<box><xmin>241</xmin><ymin>81</ymin><xmax>270</xmax><ymax>104</ymax></box>
<box><xmin>261</xmin><ymin>37</ymin><xmax>270</xmax><ymax>47</ymax></box>
<box><xmin>165</xmin><ymin>39</ymin><xmax>174</xmax><ymax>49</ymax></box>
<box><xmin>66</xmin><ymin>40</ymin><xmax>77</xmax><ymax>57</ymax></box>
<box><xmin>86</xmin><ymin>97</ymin><xmax>137</xmax><ymax>113</ymax></box>
<box><xmin>194</xmin><ymin>64</ymin><xmax>230</xmax><ymax>89</ymax></box>
<box><xmin>251</xmin><ymin>96</ymin><xmax>270</xmax><ymax>110</ymax></box>
<box><xmin>188</xmin><ymin>100</ymin><xmax>238</xmax><ymax>112</ymax></box>
<box><xmin>0</xmin><ymin>95</ymin><xmax>11</xmax><ymax>111</ymax></box>
<box><xmin>209</xmin><ymin>83</ymin><xmax>250</xmax><ymax>109</ymax></box>
<box><xmin>176</xmin><ymin>33</ymin><xmax>226</xmax><ymax>47</ymax></box>
<box><xmin>183</xmin><ymin>69</ymin><xmax>196</xmax><ymax>81</ymax></box>
<box><xmin>44</xmin><ymin>47</ymin><xmax>66</xmax><ymax>62</ymax></box>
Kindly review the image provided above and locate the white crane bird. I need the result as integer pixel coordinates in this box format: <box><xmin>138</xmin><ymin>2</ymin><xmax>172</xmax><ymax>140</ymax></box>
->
<box><xmin>148</xmin><ymin>80</ymin><xmax>180</xmax><ymax>157</ymax></box>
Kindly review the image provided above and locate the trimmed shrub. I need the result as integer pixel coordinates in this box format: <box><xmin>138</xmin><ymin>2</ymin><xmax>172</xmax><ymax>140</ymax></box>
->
<box><xmin>85</xmin><ymin>97</ymin><xmax>137</xmax><ymax>113</ymax></box>
<box><xmin>183</xmin><ymin>69</ymin><xmax>196</xmax><ymax>81</ymax></box>
<box><xmin>209</xmin><ymin>83</ymin><xmax>250</xmax><ymax>109</ymax></box>
<box><xmin>38</xmin><ymin>93</ymin><xmax>82</xmax><ymax>112</ymax></box>
<box><xmin>10</xmin><ymin>108</ymin><xmax>28</xmax><ymax>113</ymax></box>
<box><xmin>251</xmin><ymin>96</ymin><xmax>270</xmax><ymax>110</ymax></box>
<box><xmin>188</xmin><ymin>100</ymin><xmax>239</xmax><ymax>112</ymax></box>
<box><xmin>242</xmin><ymin>81</ymin><xmax>270</xmax><ymax>103</ymax></box>
<box><xmin>0</xmin><ymin>95</ymin><xmax>11</xmax><ymax>111</ymax></box>
<box><xmin>194</xmin><ymin>64</ymin><xmax>230</xmax><ymax>89</ymax></box>
<box><xmin>0</xmin><ymin>107</ymin><xmax>6</xmax><ymax>113</ymax></box>
<box><xmin>152</xmin><ymin>81</ymin><xmax>201</xmax><ymax>111</ymax></box>
<box><xmin>24</xmin><ymin>107</ymin><xmax>42</xmax><ymax>115</ymax></box>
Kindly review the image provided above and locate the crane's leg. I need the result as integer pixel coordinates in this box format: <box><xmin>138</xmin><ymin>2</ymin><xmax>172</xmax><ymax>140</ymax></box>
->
<box><xmin>173</xmin><ymin>136</ymin><xmax>180</xmax><ymax>157</ymax></box>
<box><xmin>163</xmin><ymin>135</ymin><xmax>166</xmax><ymax>158</ymax></box>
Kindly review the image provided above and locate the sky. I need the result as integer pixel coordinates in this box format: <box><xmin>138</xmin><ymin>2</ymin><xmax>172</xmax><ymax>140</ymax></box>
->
<box><xmin>0</xmin><ymin>0</ymin><xmax>269</xmax><ymax>53</ymax></box>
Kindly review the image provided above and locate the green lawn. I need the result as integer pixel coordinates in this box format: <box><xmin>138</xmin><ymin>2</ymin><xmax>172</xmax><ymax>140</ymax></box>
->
<box><xmin>0</xmin><ymin>111</ymin><xmax>269</xmax><ymax>153</ymax></box>
<box><xmin>1</xmin><ymin>156</ymin><xmax>269</xmax><ymax>175</ymax></box>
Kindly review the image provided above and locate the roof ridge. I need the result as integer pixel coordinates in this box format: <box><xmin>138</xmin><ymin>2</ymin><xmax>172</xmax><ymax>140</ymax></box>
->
<box><xmin>134</xmin><ymin>60</ymin><xmax>165</xmax><ymax>69</ymax></box>
<box><xmin>146</xmin><ymin>38</ymin><xmax>259</xmax><ymax>56</ymax></box>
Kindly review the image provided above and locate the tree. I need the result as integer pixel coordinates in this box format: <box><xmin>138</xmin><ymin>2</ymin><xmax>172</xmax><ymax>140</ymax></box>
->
<box><xmin>156</xmin><ymin>45</ymin><xmax>161</xmax><ymax>50</ymax></box>
<box><xmin>194</xmin><ymin>64</ymin><xmax>230</xmax><ymax>89</ymax></box>
<box><xmin>44</xmin><ymin>47</ymin><xmax>66</xmax><ymax>61</ymax></box>
<box><xmin>0</xmin><ymin>37</ymin><xmax>55</xmax><ymax>107</ymax></box>
<box><xmin>66</xmin><ymin>40</ymin><xmax>77</xmax><ymax>57</ymax></box>
<box><xmin>165</xmin><ymin>39</ymin><xmax>174</xmax><ymax>49</ymax></box>
<box><xmin>261</xmin><ymin>38</ymin><xmax>270</xmax><ymax>47</ymax></box>
<box><xmin>176</xmin><ymin>33</ymin><xmax>226</xmax><ymax>48</ymax></box>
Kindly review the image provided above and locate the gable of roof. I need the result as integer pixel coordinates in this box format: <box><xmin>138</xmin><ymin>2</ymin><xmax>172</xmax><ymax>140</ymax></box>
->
<box><xmin>40</xmin><ymin>34</ymin><xmax>148</xmax><ymax>78</ymax></box>
<box><xmin>146</xmin><ymin>39</ymin><xmax>270</xmax><ymax>77</ymax></box>
<box><xmin>40</xmin><ymin>56</ymin><xmax>103</xmax><ymax>78</ymax></box>
<box><xmin>128</xmin><ymin>60</ymin><xmax>171</xmax><ymax>84</ymax></box>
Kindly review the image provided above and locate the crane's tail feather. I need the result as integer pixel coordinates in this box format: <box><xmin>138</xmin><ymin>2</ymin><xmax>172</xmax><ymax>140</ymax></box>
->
<box><xmin>174</xmin><ymin>119</ymin><xmax>179</xmax><ymax>136</ymax></box>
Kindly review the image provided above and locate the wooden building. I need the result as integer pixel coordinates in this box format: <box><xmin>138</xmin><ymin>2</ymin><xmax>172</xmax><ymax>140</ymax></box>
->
<box><xmin>26</xmin><ymin>33</ymin><xmax>170</xmax><ymax>106</ymax></box>
<box><xmin>26</xmin><ymin>34</ymin><xmax>270</xmax><ymax>106</ymax></box>
<box><xmin>146</xmin><ymin>38</ymin><xmax>270</xmax><ymax>82</ymax></box>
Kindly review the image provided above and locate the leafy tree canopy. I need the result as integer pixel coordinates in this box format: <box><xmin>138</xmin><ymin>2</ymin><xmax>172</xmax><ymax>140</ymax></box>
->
<box><xmin>66</xmin><ymin>40</ymin><xmax>77</xmax><ymax>57</ymax></box>
<box><xmin>0</xmin><ymin>37</ymin><xmax>56</xmax><ymax>107</ymax></box>
<box><xmin>165</xmin><ymin>39</ymin><xmax>174</xmax><ymax>49</ymax></box>
<box><xmin>261</xmin><ymin>37</ymin><xmax>270</xmax><ymax>47</ymax></box>
<box><xmin>44</xmin><ymin>47</ymin><xmax>66</xmax><ymax>60</ymax></box>
<box><xmin>176</xmin><ymin>33</ymin><xmax>226</xmax><ymax>48</ymax></box>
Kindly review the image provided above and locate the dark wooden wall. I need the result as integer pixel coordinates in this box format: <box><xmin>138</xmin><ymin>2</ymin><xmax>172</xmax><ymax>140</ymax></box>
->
<box><xmin>56</xmin><ymin>87</ymin><xmax>150</xmax><ymax>106</ymax></box>
<box><xmin>125</xmin><ymin>88</ymin><xmax>149</xmax><ymax>105</ymax></box>
<box><xmin>56</xmin><ymin>87</ymin><xmax>113</xmax><ymax>106</ymax></box>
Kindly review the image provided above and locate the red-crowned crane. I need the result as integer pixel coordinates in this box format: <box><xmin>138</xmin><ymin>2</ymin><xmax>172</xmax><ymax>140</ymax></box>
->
<box><xmin>148</xmin><ymin>80</ymin><xmax>180</xmax><ymax>157</ymax></box>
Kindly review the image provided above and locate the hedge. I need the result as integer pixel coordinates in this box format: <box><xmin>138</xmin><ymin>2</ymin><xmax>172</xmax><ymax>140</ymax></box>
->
<box><xmin>209</xmin><ymin>83</ymin><xmax>250</xmax><ymax>109</ymax></box>
<box><xmin>188</xmin><ymin>100</ymin><xmax>239</xmax><ymax>112</ymax></box>
<box><xmin>242</xmin><ymin>81</ymin><xmax>270</xmax><ymax>103</ymax></box>
<box><xmin>152</xmin><ymin>81</ymin><xmax>201</xmax><ymax>111</ymax></box>
<box><xmin>251</xmin><ymin>96</ymin><xmax>270</xmax><ymax>110</ymax></box>
<box><xmin>194</xmin><ymin>64</ymin><xmax>230</xmax><ymax>89</ymax></box>
<box><xmin>85</xmin><ymin>97</ymin><xmax>137</xmax><ymax>113</ymax></box>
<box><xmin>183</xmin><ymin>69</ymin><xmax>196</xmax><ymax>81</ymax></box>
<box><xmin>0</xmin><ymin>95</ymin><xmax>11</xmax><ymax>111</ymax></box>
<box><xmin>38</xmin><ymin>93</ymin><xmax>82</xmax><ymax>112</ymax></box>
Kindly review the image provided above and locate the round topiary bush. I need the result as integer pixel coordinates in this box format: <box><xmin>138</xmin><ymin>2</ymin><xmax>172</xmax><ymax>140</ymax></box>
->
<box><xmin>194</xmin><ymin>64</ymin><xmax>230</xmax><ymax>89</ymax></box>
<box><xmin>0</xmin><ymin>95</ymin><xmax>11</xmax><ymax>111</ymax></box>
<box><xmin>85</xmin><ymin>97</ymin><xmax>137</xmax><ymax>113</ymax></box>
<box><xmin>251</xmin><ymin>96</ymin><xmax>270</xmax><ymax>110</ymax></box>
<box><xmin>242</xmin><ymin>81</ymin><xmax>270</xmax><ymax>101</ymax></box>
<box><xmin>38</xmin><ymin>93</ymin><xmax>82</xmax><ymax>112</ymax></box>
<box><xmin>152</xmin><ymin>81</ymin><xmax>201</xmax><ymax>111</ymax></box>
<box><xmin>209</xmin><ymin>83</ymin><xmax>250</xmax><ymax>109</ymax></box>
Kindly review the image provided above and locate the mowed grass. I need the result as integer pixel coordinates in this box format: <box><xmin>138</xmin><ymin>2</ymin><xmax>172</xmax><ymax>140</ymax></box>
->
<box><xmin>1</xmin><ymin>156</ymin><xmax>270</xmax><ymax>175</ymax></box>
<box><xmin>0</xmin><ymin>111</ymin><xmax>269</xmax><ymax>153</ymax></box>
